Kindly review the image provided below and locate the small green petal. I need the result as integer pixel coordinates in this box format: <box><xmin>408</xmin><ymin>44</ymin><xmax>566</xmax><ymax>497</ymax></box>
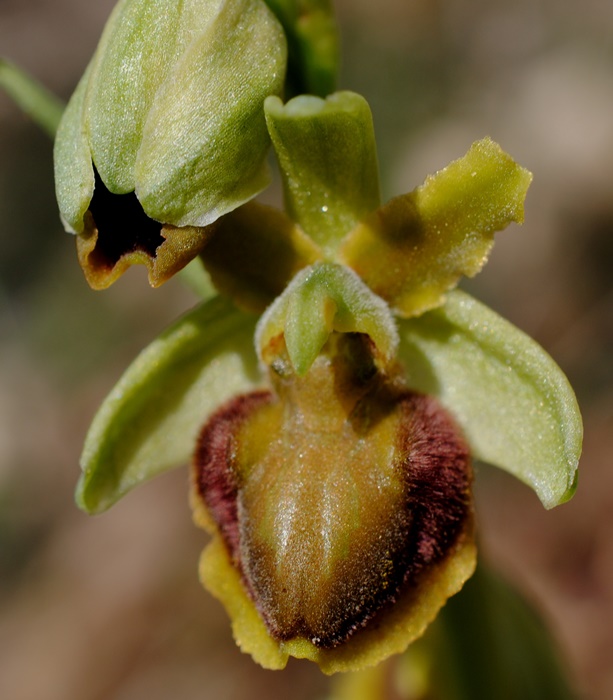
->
<box><xmin>0</xmin><ymin>58</ymin><xmax>64</xmax><ymax>138</ymax></box>
<box><xmin>256</xmin><ymin>262</ymin><xmax>398</xmax><ymax>376</ymax></box>
<box><xmin>397</xmin><ymin>290</ymin><xmax>582</xmax><ymax>509</ymax></box>
<box><xmin>265</xmin><ymin>92</ymin><xmax>380</xmax><ymax>256</ymax></box>
<box><xmin>340</xmin><ymin>138</ymin><xmax>533</xmax><ymax>316</ymax></box>
<box><xmin>200</xmin><ymin>200</ymin><xmax>322</xmax><ymax>313</ymax></box>
<box><xmin>53</xmin><ymin>65</ymin><xmax>95</xmax><ymax>234</ymax></box>
<box><xmin>264</xmin><ymin>0</ymin><xmax>339</xmax><ymax>96</ymax></box>
<box><xmin>77</xmin><ymin>296</ymin><xmax>261</xmax><ymax>514</ymax></box>
<box><xmin>136</xmin><ymin>0</ymin><xmax>287</xmax><ymax>227</ymax></box>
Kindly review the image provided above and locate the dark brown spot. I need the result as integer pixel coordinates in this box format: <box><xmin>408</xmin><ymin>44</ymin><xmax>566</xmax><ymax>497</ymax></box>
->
<box><xmin>88</xmin><ymin>168</ymin><xmax>164</xmax><ymax>269</ymax></box>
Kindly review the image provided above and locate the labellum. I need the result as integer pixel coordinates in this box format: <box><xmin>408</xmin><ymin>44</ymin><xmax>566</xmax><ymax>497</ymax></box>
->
<box><xmin>192</xmin><ymin>332</ymin><xmax>475</xmax><ymax>670</ymax></box>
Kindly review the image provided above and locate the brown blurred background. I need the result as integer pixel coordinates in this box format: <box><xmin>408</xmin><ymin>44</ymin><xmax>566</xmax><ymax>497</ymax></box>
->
<box><xmin>1</xmin><ymin>1</ymin><xmax>612</xmax><ymax>698</ymax></box>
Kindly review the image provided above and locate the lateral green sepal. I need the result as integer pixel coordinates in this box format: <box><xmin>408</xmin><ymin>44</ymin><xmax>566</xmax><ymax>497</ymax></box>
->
<box><xmin>77</xmin><ymin>296</ymin><xmax>261</xmax><ymax>514</ymax></box>
<box><xmin>397</xmin><ymin>290</ymin><xmax>582</xmax><ymax>508</ymax></box>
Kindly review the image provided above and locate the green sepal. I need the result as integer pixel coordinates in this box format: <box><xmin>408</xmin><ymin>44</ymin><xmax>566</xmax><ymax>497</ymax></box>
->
<box><xmin>256</xmin><ymin>262</ymin><xmax>398</xmax><ymax>376</ymax></box>
<box><xmin>0</xmin><ymin>58</ymin><xmax>64</xmax><ymax>138</ymax></box>
<box><xmin>340</xmin><ymin>138</ymin><xmax>533</xmax><ymax>317</ymax></box>
<box><xmin>265</xmin><ymin>92</ymin><xmax>380</xmax><ymax>257</ymax></box>
<box><xmin>77</xmin><ymin>296</ymin><xmax>261</xmax><ymax>514</ymax></box>
<box><xmin>53</xmin><ymin>65</ymin><xmax>95</xmax><ymax>234</ymax></box>
<box><xmin>263</xmin><ymin>0</ymin><xmax>339</xmax><ymax>97</ymax></box>
<box><xmin>398</xmin><ymin>290</ymin><xmax>582</xmax><ymax>509</ymax></box>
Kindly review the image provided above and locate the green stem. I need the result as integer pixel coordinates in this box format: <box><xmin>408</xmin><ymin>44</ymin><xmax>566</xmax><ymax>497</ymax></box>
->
<box><xmin>0</xmin><ymin>58</ymin><xmax>64</xmax><ymax>138</ymax></box>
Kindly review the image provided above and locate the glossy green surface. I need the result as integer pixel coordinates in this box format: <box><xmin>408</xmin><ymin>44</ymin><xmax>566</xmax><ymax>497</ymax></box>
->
<box><xmin>77</xmin><ymin>297</ymin><xmax>261</xmax><ymax>513</ymax></box>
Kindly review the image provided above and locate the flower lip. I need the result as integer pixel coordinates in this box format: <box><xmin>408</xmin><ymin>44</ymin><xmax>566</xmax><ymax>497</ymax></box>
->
<box><xmin>192</xmin><ymin>336</ymin><xmax>473</xmax><ymax>654</ymax></box>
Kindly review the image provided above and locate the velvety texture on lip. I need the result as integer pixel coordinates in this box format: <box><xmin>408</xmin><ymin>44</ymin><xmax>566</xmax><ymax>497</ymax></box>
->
<box><xmin>193</xmin><ymin>374</ymin><xmax>472</xmax><ymax>649</ymax></box>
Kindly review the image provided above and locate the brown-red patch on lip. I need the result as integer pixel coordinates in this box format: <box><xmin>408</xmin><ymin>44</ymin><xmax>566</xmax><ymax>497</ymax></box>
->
<box><xmin>193</xmin><ymin>390</ymin><xmax>274</xmax><ymax>564</ymax></box>
<box><xmin>396</xmin><ymin>391</ymin><xmax>472</xmax><ymax>581</ymax></box>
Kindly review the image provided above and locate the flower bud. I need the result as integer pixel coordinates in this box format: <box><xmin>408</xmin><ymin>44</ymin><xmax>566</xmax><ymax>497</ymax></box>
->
<box><xmin>54</xmin><ymin>0</ymin><xmax>287</xmax><ymax>288</ymax></box>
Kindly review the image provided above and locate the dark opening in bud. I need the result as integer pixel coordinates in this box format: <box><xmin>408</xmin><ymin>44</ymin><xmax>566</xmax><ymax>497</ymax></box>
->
<box><xmin>88</xmin><ymin>169</ymin><xmax>164</xmax><ymax>267</ymax></box>
<box><xmin>75</xmin><ymin>170</ymin><xmax>211</xmax><ymax>290</ymax></box>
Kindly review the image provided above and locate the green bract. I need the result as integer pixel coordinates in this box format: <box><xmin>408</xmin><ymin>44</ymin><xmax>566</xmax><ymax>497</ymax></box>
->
<box><xmin>53</xmin><ymin>0</ymin><xmax>287</xmax><ymax>288</ymax></box>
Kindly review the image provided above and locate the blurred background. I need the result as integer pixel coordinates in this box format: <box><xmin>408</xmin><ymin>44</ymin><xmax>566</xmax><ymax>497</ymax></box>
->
<box><xmin>1</xmin><ymin>0</ymin><xmax>612</xmax><ymax>698</ymax></box>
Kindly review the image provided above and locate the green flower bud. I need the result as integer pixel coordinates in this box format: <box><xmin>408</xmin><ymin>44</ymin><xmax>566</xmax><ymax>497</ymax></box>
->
<box><xmin>54</xmin><ymin>0</ymin><xmax>287</xmax><ymax>288</ymax></box>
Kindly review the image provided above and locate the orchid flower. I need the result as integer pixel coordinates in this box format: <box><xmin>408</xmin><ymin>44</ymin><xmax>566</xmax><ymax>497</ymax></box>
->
<box><xmin>73</xmin><ymin>90</ymin><xmax>580</xmax><ymax>673</ymax></box>
<box><xmin>0</xmin><ymin>0</ymin><xmax>582</xmax><ymax>681</ymax></box>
